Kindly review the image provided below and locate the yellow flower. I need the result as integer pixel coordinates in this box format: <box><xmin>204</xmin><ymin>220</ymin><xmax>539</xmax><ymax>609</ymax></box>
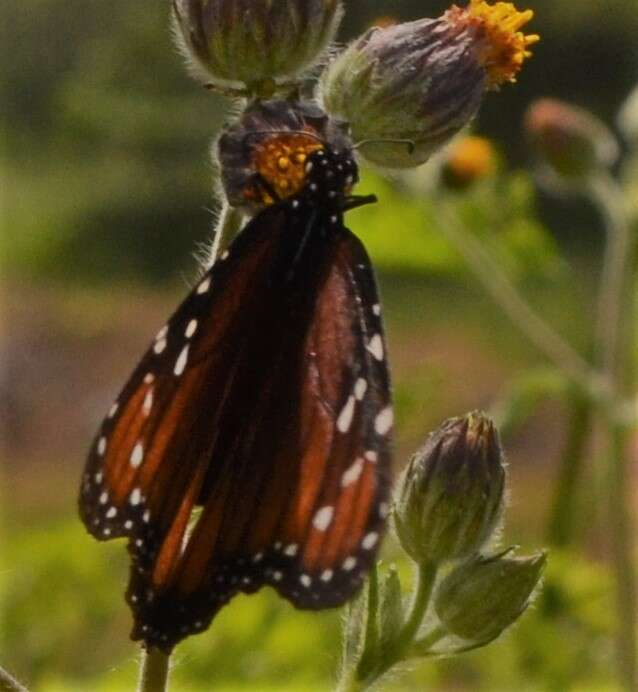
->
<box><xmin>443</xmin><ymin>135</ymin><xmax>498</xmax><ymax>188</ymax></box>
<box><xmin>446</xmin><ymin>0</ymin><xmax>540</xmax><ymax>89</ymax></box>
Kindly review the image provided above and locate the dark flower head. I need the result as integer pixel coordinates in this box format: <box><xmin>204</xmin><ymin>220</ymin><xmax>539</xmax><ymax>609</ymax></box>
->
<box><xmin>319</xmin><ymin>0</ymin><xmax>538</xmax><ymax>168</ymax></box>
<box><xmin>217</xmin><ymin>100</ymin><xmax>353</xmax><ymax>212</ymax></box>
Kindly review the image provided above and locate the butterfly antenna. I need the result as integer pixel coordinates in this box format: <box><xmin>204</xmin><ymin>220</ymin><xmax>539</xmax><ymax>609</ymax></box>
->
<box><xmin>353</xmin><ymin>137</ymin><xmax>416</xmax><ymax>155</ymax></box>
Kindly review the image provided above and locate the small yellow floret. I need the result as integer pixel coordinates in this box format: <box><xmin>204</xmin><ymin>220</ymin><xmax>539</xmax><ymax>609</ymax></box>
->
<box><xmin>468</xmin><ymin>0</ymin><xmax>539</xmax><ymax>87</ymax></box>
<box><xmin>449</xmin><ymin>0</ymin><xmax>539</xmax><ymax>89</ymax></box>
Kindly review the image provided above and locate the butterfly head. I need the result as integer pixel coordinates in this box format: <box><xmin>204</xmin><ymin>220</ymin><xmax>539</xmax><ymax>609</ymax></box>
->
<box><xmin>218</xmin><ymin>99</ymin><xmax>357</xmax><ymax>213</ymax></box>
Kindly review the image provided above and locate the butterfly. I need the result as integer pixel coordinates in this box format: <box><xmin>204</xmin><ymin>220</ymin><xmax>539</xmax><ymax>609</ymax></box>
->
<box><xmin>79</xmin><ymin>142</ymin><xmax>393</xmax><ymax>652</ymax></box>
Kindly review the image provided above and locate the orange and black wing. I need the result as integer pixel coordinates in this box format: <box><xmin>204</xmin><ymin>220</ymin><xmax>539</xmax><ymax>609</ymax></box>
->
<box><xmin>79</xmin><ymin>191</ymin><xmax>392</xmax><ymax>652</ymax></box>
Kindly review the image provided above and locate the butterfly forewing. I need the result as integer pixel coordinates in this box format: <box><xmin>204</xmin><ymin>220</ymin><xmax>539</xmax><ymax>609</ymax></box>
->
<box><xmin>79</xmin><ymin>147</ymin><xmax>393</xmax><ymax>652</ymax></box>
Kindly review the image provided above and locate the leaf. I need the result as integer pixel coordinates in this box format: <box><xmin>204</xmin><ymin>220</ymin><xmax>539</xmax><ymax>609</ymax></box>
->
<box><xmin>377</xmin><ymin>565</ymin><xmax>404</xmax><ymax>651</ymax></box>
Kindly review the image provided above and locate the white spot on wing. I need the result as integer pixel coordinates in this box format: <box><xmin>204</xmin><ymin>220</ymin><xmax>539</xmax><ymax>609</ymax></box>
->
<box><xmin>154</xmin><ymin>338</ymin><xmax>167</xmax><ymax>354</ymax></box>
<box><xmin>365</xmin><ymin>450</ymin><xmax>378</xmax><ymax>463</ymax></box>
<box><xmin>144</xmin><ymin>373</ymin><xmax>155</xmax><ymax>384</ymax></box>
<box><xmin>284</xmin><ymin>543</ymin><xmax>298</xmax><ymax>557</ymax></box>
<box><xmin>130</xmin><ymin>442</ymin><xmax>144</xmax><ymax>468</ymax></box>
<box><xmin>197</xmin><ymin>277</ymin><xmax>211</xmax><ymax>294</ymax></box>
<box><xmin>273</xmin><ymin>571</ymin><xmax>283</xmax><ymax>581</ymax></box>
<box><xmin>354</xmin><ymin>378</ymin><xmax>367</xmax><ymax>401</ymax></box>
<box><xmin>379</xmin><ymin>502</ymin><xmax>390</xmax><ymax>519</ymax></box>
<box><xmin>374</xmin><ymin>407</ymin><xmax>393</xmax><ymax>435</ymax></box>
<box><xmin>342</xmin><ymin>556</ymin><xmax>357</xmax><ymax>571</ymax></box>
<box><xmin>341</xmin><ymin>458</ymin><xmax>364</xmax><ymax>488</ymax></box>
<box><xmin>106</xmin><ymin>506</ymin><xmax>117</xmax><ymax>519</ymax></box>
<box><xmin>185</xmin><ymin>319</ymin><xmax>198</xmax><ymax>338</ymax></box>
<box><xmin>300</xmin><ymin>574</ymin><xmax>312</xmax><ymax>587</ymax></box>
<box><xmin>108</xmin><ymin>402</ymin><xmax>119</xmax><ymax>418</ymax></box>
<box><xmin>97</xmin><ymin>437</ymin><xmax>107</xmax><ymax>456</ymax></box>
<box><xmin>320</xmin><ymin>569</ymin><xmax>333</xmax><ymax>582</ymax></box>
<box><xmin>312</xmin><ymin>506</ymin><xmax>334</xmax><ymax>532</ymax></box>
<box><xmin>366</xmin><ymin>334</ymin><xmax>384</xmax><ymax>361</ymax></box>
<box><xmin>174</xmin><ymin>344</ymin><xmax>189</xmax><ymax>376</ymax></box>
<box><xmin>130</xmin><ymin>488</ymin><xmax>142</xmax><ymax>506</ymax></box>
<box><xmin>143</xmin><ymin>389</ymin><xmax>153</xmax><ymax>416</ymax></box>
<box><xmin>336</xmin><ymin>395</ymin><xmax>356</xmax><ymax>433</ymax></box>
<box><xmin>372</xmin><ymin>303</ymin><xmax>381</xmax><ymax>316</ymax></box>
<box><xmin>99</xmin><ymin>491</ymin><xmax>109</xmax><ymax>505</ymax></box>
<box><xmin>362</xmin><ymin>532</ymin><xmax>379</xmax><ymax>550</ymax></box>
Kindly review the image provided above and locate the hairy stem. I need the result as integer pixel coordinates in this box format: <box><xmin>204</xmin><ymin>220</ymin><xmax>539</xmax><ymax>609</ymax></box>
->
<box><xmin>546</xmin><ymin>386</ymin><xmax>593</xmax><ymax>547</ymax></box>
<box><xmin>346</xmin><ymin>561</ymin><xmax>438</xmax><ymax>692</ymax></box>
<box><xmin>204</xmin><ymin>201</ymin><xmax>245</xmax><ymax>269</ymax></box>
<box><xmin>0</xmin><ymin>667</ymin><xmax>28</xmax><ymax>692</ymax></box>
<box><xmin>436</xmin><ymin>205</ymin><xmax>606</xmax><ymax>402</ymax></box>
<box><xmin>137</xmin><ymin>648</ymin><xmax>170</xmax><ymax>692</ymax></box>
<box><xmin>589</xmin><ymin>173</ymin><xmax>637</xmax><ymax>691</ymax></box>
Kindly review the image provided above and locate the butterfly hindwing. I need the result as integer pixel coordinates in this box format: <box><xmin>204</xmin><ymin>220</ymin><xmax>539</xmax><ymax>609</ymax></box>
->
<box><xmin>79</xmin><ymin>147</ymin><xmax>393</xmax><ymax>652</ymax></box>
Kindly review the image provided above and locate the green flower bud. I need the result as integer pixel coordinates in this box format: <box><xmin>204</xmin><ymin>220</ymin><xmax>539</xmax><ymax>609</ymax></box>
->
<box><xmin>319</xmin><ymin>0</ymin><xmax>539</xmax><ymax>168</ymax></box>
<box><xmin>435</xmin><ymin>550</ymin><xmax>547</xmax><ymax>643</ymax></box>
<box><xmin>172</xmin><ymin>0</ymin><xmax>343</xmax><ymax>95</ymax></box>
<box><xmin>525</xmin><ymin>98</ymin><xmax>619</xmax><ymax>181</ymax></box>
<box><xmin>394</xmin><ymin>412</ymin><xmax>505</xmax><ymax>564</ymax></box>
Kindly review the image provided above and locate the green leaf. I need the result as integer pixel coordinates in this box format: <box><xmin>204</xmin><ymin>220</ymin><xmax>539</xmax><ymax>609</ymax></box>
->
<box><xmin>377</xmin><ymin>565</ymin><xmax>404</xmax><ymax>651</ymax></box>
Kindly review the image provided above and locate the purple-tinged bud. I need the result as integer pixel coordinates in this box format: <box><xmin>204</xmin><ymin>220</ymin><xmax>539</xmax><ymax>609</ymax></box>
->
<box><xmin>435</xmin><ymin>550</ymin><xmax>546</xmax><ymax>642</ymax></box>
<box><xmin>394</xmin><ymin>412</ymin><xmax>505</xmax><ymax>564</ymax></box>
<box><xmin>217</xmin><ymin>99</ymin><xmax>352</xmax><ymax>213</ymax></box>
<box><xmin>172</xmin><ymin>0</ymin><xmax>343</xmax><ymax>95</ymax></box>
<box><xmin>525</xmin><ymin>98</ymin><xmax>619</xmax><ymax>181</ymax></box>
<box><xmin>319</xmin><ymin>1</ymin><xmax>538</xmax><ymax>168</ymax></box>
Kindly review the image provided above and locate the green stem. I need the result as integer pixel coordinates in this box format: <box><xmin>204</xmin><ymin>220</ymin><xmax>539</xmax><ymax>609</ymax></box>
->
<box><xmin>204</xmin><ymin>201</ymin><xmax>245</xmax><ymax>268</ymax></box>
<box><xmin>346</xmin><ymin>561</ymin><xmax>438</xmax><ymax>692</ymax></box>
<box><xmin>435</xmin><ymin>204</ymin><xmax>607</xmax><ymax>403</ymax></box>
<box><xmin>0</xmin><ymin>667</ymin><xmax>28</xmax><ymax>692</ymax></box>
<box><xmin>410</xmin><ymin>625</ymin><xmax>447</xmax><ymax>657</ymax></box>
<box><xmin>137</xmin><ymin>648</ymin><xmax>170</xmax><ymax>692</ymax></box>
<box><xmin>546</xmin><ymin>386</ymin><xmax>593</xmax><ymax>547</ymax></box>
<box><xmin>589</xmin><ymin>173</ymin><xmax>637</xmax><ymax>691</ymax></box>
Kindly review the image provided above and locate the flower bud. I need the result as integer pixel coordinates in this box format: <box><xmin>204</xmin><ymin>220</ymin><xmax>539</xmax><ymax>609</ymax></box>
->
<box><xmin>618</xmin><ymin>84</ymin><xmax>638</xmax><ymax>145</ymax></box>
<box><xmin>435</xmin><ymin>550</ymin><xmax>546</xmax><ymax>642</ymax></box>
<box><xmin>173</xmin><ymin>0</ymin><xmax>343</xmax><ymax>94</ymax></box>
<box><xmin>393</xmin><ymin>412</ymin><xmax>505</xmax><ymax>564</ymax></box>
<box><xmin>319</xmin><ymin>1</ymin><xmax>538</xmax><ymax>168</ymax></box>
<box><xmin>441</xmin><ymin>135</ymin><xmax>498</xmax><ymax>189</ymax></box>
<box><xmin>217</xmin><ymin>99</ymin><xmax>353</xmax><ymax>213</ymax></box>
<box><xmin>525</xmin><ymin>98</ymin><xmax>619</xmax><ymax>181</ymax></box>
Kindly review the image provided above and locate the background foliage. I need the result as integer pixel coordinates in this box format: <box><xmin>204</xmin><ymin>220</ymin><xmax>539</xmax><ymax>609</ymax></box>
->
<box><xmin>2</xmin><ymin>1</ymin><xmax>637</xmax><ymax>690</ymax></box>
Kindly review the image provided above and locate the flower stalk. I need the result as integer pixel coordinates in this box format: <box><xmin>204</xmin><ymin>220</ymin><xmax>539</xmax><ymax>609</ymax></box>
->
<box><xmin>0</xmin><ymin>666</ymin><xmax>28</xmax><ymax>692</ymax></box>
<box><xmin>138</xmin><ymin>648</ymin><xmax>170</xmax><ymax>692</ymax></box>
<box><xmin>589</xmin><ymin>172</ymin><xmax>637</xmax><ymax>691</ymax></box>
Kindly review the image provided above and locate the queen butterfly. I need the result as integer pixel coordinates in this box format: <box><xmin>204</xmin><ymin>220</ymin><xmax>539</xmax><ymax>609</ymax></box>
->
<box><xmin>79</xmin><ymin>138</ymin><xmax>393</xmax><ymax>652</ymax></box>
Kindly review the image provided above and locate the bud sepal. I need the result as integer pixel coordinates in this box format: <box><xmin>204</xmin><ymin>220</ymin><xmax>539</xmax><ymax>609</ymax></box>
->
<box><xmin>435</xmin><ymin>549</ymin><xmax>547</xmax><ymax>644</ymax></box>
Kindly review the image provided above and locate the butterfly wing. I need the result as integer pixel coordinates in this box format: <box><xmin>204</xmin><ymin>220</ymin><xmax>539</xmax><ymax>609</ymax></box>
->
<box><xmin>80</xmin><ymin>197</ymin><xmax>393</xmax><ymax>652</ymax></box>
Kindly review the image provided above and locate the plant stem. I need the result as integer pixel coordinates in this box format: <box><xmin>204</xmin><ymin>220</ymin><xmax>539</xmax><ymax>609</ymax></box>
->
<box><xmin>0</xmin><ymin>667</ymin><xmax>28</xmax><ymax>692</ymax></box>
<box><xmin>204</xmin><ymin>201</ymin><xmax>245</xmax><ymax>268</ymax></box>
<box><xmin>137</xmin><ymin>648</ymin><xmax>170</xmax><ymax>692</ymax></box>
<box><xmin>589</xmin><ymin>173</ymin><xmax>637</xmax><ymax>691</ymax></box>
<box><xmin>344</xmin><ymin>561</ymin><xmax>438</xmax><ymax>692</ymax></box>
<box><xmin>436</xmin><ymin>204</ymin><xmax>607</xmax><ymax>402</ymax></box>
<box><xmin>546</xmin><ymin>386</ymin><xmax>593</xmax><ymax>546</ymax></box>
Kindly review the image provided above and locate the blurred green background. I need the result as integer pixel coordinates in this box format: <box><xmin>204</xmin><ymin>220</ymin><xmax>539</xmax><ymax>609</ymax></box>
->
<box><xmin>2</xmin><ymin>1</ymin><xmax>637</xmax><ymax>690</ymax></box>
